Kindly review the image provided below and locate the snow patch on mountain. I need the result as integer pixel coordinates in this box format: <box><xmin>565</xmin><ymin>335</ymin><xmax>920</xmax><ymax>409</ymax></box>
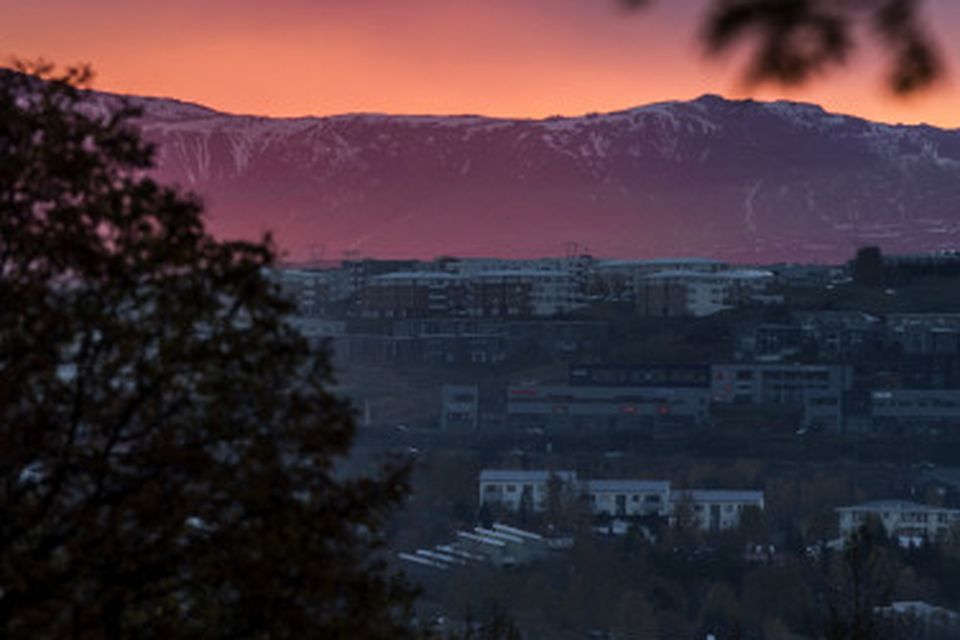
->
<box><xmin>95</xmin><ymin>89</ymin><xmax>960</xmax><ymax>262</ymax></box>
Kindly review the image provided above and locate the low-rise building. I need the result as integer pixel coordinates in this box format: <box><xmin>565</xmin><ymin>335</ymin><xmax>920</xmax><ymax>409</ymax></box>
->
<box><xmin>506</xmin><ymin>384</ymin><xmax>710</xmax><ymax>432</ymax></box>
<box><xmin>670</xmin><ymin>490</ymin><xmax>765</xmax><ymax>532</ymax></box>
<box><xmin>711</xmin><ymin>363</ymin><xmax>852</xmax><ymax>405</ymax></box>
<box><xmin>478</xmin><ymin>469</ymin><xmax>578</xmax><ymax>512</ymax></box>
<box><xmin>734</xmin><ymin>321</ymin><xmax>804</xmax><ymax>362</ymax></box>
<box><xmin>361</xmin><ymin>272</ymin><xmax>467</xmax><ymax>319</ymax></box>
<box><xmin>711</xmin><ymin>363</ymin><xmax>851</xmax><ymax>429</ymax></box>
<box><xmin>333</xmin><ymin>319</ymin><xmax>607</xmax><ymax>366</ymax></box>
<box><xmin>836</xmin><ymin>500</ymin><xmax>960</xmax><ymax>540</ymax></box>
<box><xmin>594</xmin><ymin>257</ymin><xmax>728</xmax><ymax>280</ymax></box>
<box><xmin>440</xmin><ymin>384</ymin><xmax>479</xmax><ymax>431</ymax></box>
<box><xmin>584</xmin><ymin>480</ymin><xmax>671</xmax><ymax>517</ymax></box>
<box><xmin>635</xmin><ymin>269</ymin><xmax>776</xmax><ymax>317</ymax></box>
<box><xmin>271</xmin><ymin>268</ymin><xmax>332</xmax><ymax>317</ymax></box>
<box><xmin>876</xmin><ymin>600</ymin><xmax>960</xmax><ymax>638</ymax></box>
<box><xmin>471</xmin><ymin>270</ymin><xmax>586</xmax><ymax>317</ymax></box>
<box><xmin>888</xmin><ymin>313</ymin><xmax>960</xmax><ymax>355</ymax></box>
<box><xmin>397</xmin><ymin>523</ymin><xmax>564</xmax><ymax>573</ymax></box>
<box><xmin>568</xmin><ymin>363</ymin><xmax>710</xmax><ymax>389</ymax></box>
<box><xmin>359</xmin><ymin>265</ymin><xmax>586</xmax><ymax>319</ymax></box>
<box><xmin>478</xmin><ymin>470</ymin><xmax>763</xmax><ymax>531</ymax></box>
<box><xmin>868</xmin><ymin>389</ymin><xmax>960</xmax><ymax>435</ymax></box>
<box><xmin>734</xmin><ymin>311</ymin><xmax>883</xmax><ymax>362</ymax></box>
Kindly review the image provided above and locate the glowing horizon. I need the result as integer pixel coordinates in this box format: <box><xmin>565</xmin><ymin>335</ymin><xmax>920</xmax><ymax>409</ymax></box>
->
<box><xmin>3</xmin><ymin>0</ymin><xmax>959</xmax><ymax>128</ymax></box>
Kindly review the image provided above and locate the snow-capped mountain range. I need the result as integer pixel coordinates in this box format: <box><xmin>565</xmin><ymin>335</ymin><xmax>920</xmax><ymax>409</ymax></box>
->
<box><xmin>114</xmin><ymin>92</ymin><xmax>960</xmax><ymax>263</ymax></box>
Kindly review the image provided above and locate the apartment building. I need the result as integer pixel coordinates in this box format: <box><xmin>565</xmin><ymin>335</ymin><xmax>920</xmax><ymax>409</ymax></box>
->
<box><xmin>670</xmin><ymin>490</ymin><xmax>766</xmax><ymax>532</ymax></box>
<box><xmin>478</xmin><ymin>470</ymin><xmax>763</xmax><ymax>531</ymax></box>
<box><xmin>594</xmin><ymin>257</ymin><xmax>727</xmax><ymax>280</ymax></box>
<box><xmin>868</xmin><ymin>389</ymin><xmax>960</xmax><ymax>434</ymax></box>
<box><xmin>711</xmin><ymin>363</ymin><xmax>851</xmax><ymax>405</ymax></box>
<box><xmin>359</xmin><ymin>268</ymin><xmax>585</xmax><ymax>319</ymax></box>
<box><xmin>734</xmin><ymin>311</ymin><xmax>883</xmax><ymax>362</ymax></box>
<box><xmin>470</xmin><ymin>270</ymin><xmax>584</xmax><ymax>317</ymax></box>
<box><xmin>271</xmin><ymin>268</ymin><xmax>332</xmax><ymax>317</ymax></box>
<box><xmin>836</xmin><ymin>500</ymin><xmax>960</xmax><ymax>540</ymax></box>
<box><xmin>478</xmin><ymin>469</ymin><xmax>579</xmax><ymax>512</ymax></box>
<box><xmin>635</xmin><ymin>269</ymin><xmax>776</xmax><ymax>317</ymax></box>
<box><xmin>361</xmin><ymin>272</ymin><xmax>468</xmax><ymax>318</ymax></box>
<box><xmin>584</xmin><ymin>480</ymin><xmax>671</xmax><ymax>517</ymax></box>
<box><xmin>887</xmin><ymin>314</ymin><xmax>960</xmax><ymax>355</ymax></box>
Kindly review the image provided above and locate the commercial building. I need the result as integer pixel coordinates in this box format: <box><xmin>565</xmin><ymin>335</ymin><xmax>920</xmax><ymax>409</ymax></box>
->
<box><xmin>505</xmin><ymin>384</ymin><xmax>710</xmax><ymax>432</ymax></box>
<box><xmin>711</xmin><ymin>363</ymin><xmax>851</xmax><ymax>429</ymax></box>
<box><xmin>568</xmin><ymin>363</ymin><xmax>710</xmax><ymax>389</ymax></box>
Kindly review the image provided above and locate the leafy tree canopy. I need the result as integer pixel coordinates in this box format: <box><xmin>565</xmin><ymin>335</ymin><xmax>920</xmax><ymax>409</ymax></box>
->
<box><xmin>0</xmin><ymin>63</ymin><xmax>417</xmax><ymax>638</ymax></box>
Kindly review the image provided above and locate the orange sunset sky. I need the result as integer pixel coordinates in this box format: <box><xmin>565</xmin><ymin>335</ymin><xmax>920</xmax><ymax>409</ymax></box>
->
<box><xmin>2</xmin><ymin>0</ymin><xmax>959</xmax><ymax>126</ymax></box>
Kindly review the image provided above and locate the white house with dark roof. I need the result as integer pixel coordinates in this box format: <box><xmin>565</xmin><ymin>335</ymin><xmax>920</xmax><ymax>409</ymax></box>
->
<box><xmin>836</xmin><ymin>500</ymin><xmax>960</xmax><ymax>540</ymax></box>
<box><xmin>876</xmin><ymin>600</ymin><xmax>960</xmax><ymax>635</ymax></box>
<box><xmin>583</xmin><ymin>479</ymin><xmax>671</xmax><ymax>517</ymax></box>
<box><xmin>670</xmin><ymin>489</ymin><xmax>766</xmax><ymax>532</ymax></box>
<box><xmin>478</xmin><ymin>469</ymin><xmax>578</xmax><ymax>512</ymax></box>
<box><xmin>479</xmin><ymin>469</ymin><xmax>763</xmax><ymax>530</ymax></box>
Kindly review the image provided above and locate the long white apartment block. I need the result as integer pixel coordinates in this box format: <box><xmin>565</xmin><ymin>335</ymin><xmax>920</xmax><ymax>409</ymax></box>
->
<box><xmin>479</xmin><ymin>469</ymin><xmax>763</xmax><ymax>531</ymax></box>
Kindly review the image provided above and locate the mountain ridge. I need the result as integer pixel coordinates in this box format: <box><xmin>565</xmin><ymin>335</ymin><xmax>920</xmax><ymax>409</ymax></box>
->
<box><xmin>101</xmin><ymin>90</ymin><xmax>960</xmax><ymax>263</ymax></box>
<box><xmin>97</xmin><ymin>86</ymin><xmax>957</xmax><ymax>131</ymax></box>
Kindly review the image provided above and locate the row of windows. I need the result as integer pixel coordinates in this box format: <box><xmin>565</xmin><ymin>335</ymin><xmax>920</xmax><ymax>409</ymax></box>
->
<box><xmin>852</xmin><ymin>511</ymin><xmax>956</xmax><ymax>524</ymax></box>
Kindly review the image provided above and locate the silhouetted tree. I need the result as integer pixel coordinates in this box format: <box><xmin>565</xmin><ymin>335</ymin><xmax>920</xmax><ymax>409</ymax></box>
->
<box><xmin>824</xmin><ymin>525</ymin><xmax>895</xmax><ymax>640</ymax></box>
<box><xmin>453</xmin><ymin>609</ymin><xmax>524</xmax><ymax>640</ymax></box>
<box><xmin>0</xmin><ymin>63</ymin><xmax>418</xmax><ymax>638</ymax></box>
<box><xmin>622</xmin><ymin>0</ymin><xmax>941</xmax><ymax>94</ymax></box>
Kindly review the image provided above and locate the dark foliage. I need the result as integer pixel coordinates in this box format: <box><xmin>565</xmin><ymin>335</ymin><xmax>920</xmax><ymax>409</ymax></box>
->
<box><xmin>823</xmin><ymin>525</ymin><xmax>894</xmax><ymax>640</ymax></box>
<box><xmin>0</xmin><ymin>63</ymin><xmax>418</xmax><ymax>638</ymax></box>
<box><xmin>622</xmin><ymin>0</ymin><xmax>942</xmax><ymax>93</ymax></box>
